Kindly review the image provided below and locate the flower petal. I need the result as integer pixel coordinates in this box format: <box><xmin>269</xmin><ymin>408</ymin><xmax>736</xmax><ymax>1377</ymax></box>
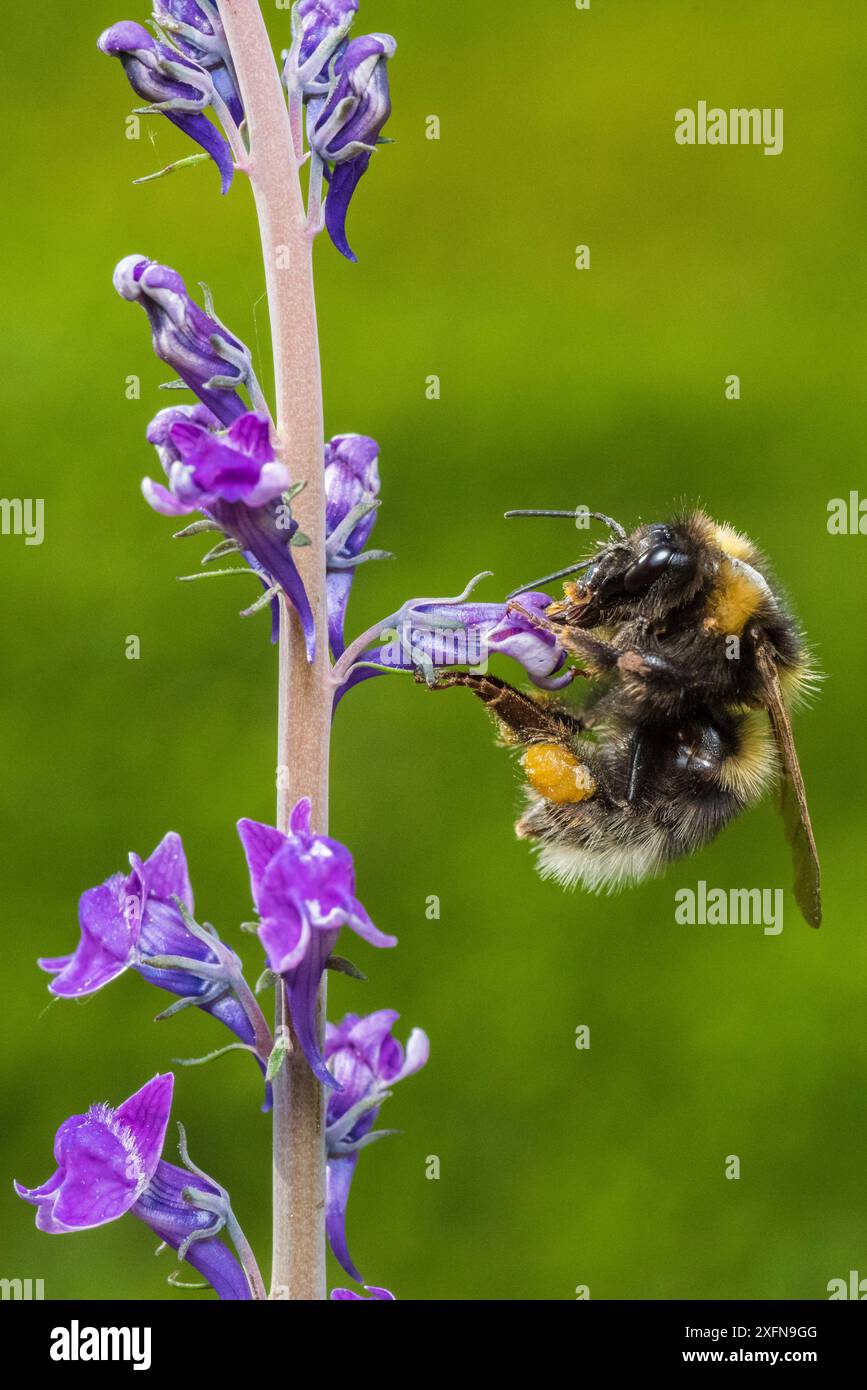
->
<box><xmin>285</xmin><ymin>929</ymin><xmax>340</xmax><ymax>1088</ymax></box>
<box><xmin>326</xmin><ymin>1153</ymin><xmax>362</xmax><ymax>1281</ymax></box>
<box><xmin>141</xmin><ymin>477</ymin><xmax>196</xmax><ymax>516</ymax></box>
<box><xmin>394</xmin><ymin>1027</ymin><xmax>430</xmax><ymax>1082</ymax></box>
<box><xmin>218</xmin><ymin>502</ymin><xmax>316</xmax><ymax>661</ymax></box>
<box><xmin>37</xmin><ymin>954</ymin><xmax>72</xmax><ymax>973</ymax></box>
<box><xmin>237</xmin><ymin>818</ymin><xmax>287</xmax><ymax>908</ymax></box>
<box><xmin>226</xmin><ymin>412</ymin><xmax>273</xmax><ymax>463</ymax></box>
<box><xmin>323</xmin><ymin>153</ymin><xmax>370</xmax><ymax>262</ymax></box>
<box><xmin>344</xmin><ymin>1009</ymin><xmax>399</xmax><ymax>1056</ymax></box>
<box><xmin>346</xmin><ymin>898</ymin><xmax>397</xmax><ymax>950</ymax></box>
<box><xmin>114</xmin><ymin>1073</ymin><xmax>174</xmax><ymax>1186</ymax></box>
<box><xmin>165</xmin><ymin>109</ymin><xmax>234</xmax><ymax>194</ymax></box>
<box><xmin>259</xmin><ymin>901</ymin><xmax>310</xmax><ymax>975</ymax></box>
<box><xmin>326</xmin><ymin>570</ymin><xmax>353</xmax><ymax>657</ymax></box>
<box><xmin>130</xmin><ymin>832</ymin><xmax>193</xmax><ymax>910</ymax></box>
<box><xmin>42</xmin><ymin>878</ymin><xmax>136</xmax><ymax>998</ymax></box>
<box><xmin>290</xmin><ymin>797</ymin><xmax>313</xmax><ymax>836</ymax></box>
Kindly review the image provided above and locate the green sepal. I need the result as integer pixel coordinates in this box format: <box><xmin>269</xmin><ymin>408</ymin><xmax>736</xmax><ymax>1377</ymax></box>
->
<box><xmin>326</xmin><ymin>954</ymin><xmax>368</xmax><ymax>982</ymax></box>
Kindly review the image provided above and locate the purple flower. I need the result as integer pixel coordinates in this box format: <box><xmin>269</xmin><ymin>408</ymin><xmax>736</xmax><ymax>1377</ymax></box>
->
<box><xmin>14</xmin><ymin>1075</ymin><xmax>251</xmax><ymax>1300</ymax></box>
<box><xmin>38</xmin><ymin>832</ymin><xmax>258</xmax><ymax>1061</ymax></box>
<box><xmin>113</xmin><ymin>256</ymin><xmax>254</xmax><ymax>426</ymax></box>
<box><xmin>143</xmin><ymin>410</ymin><xmax>289</xmax><ymax>513</ymax></box>
<box><xmin>237</xmin><ymin>801</ymin><xmax>397</xmax><ymax>1087</ymax></box>
<box><xmin>142</xmin><ymin>405</ymin><xmax>316</xmax><ymax>657</ymax></box>
<box><xmin>153</xmin><ymin>1</ymin><xmax>243</xmax><ymax>125</ymax></box>
<box><xmin>483</xmin><ymin>592</ymin><xmax>573</xmax><ymax>684</ymax></box>
<box><xmin>331</xmin><ymin>1285</ymin><xmax>395</xmax><ymax>1300</ymax></box>
<box><xmin>324</xmin><ymin>433</ymin><xmax>383</xmax><ymax>656</ymax></box>
<box><xmin>143</xmin><ymin>402</ymin><xmax>221</xmax><ymax>513</ymax></box>
<box><xmin>284</xmin><ymin>0</ymin><xmax>359</xmax><ymax>92</ymax></box>
<box><xmin>333</xmin><ymin>584</ymin><xmax>574</xmax><ymax>705</ymax></box>
<box><xmin>98</xmin><ymin>21</ymin><xmax>234</xmax><ymax>193</ymax></box>
<box><xmin>325</xmin><ymin>1010</ymin><xmax>429</xmax><ymax>1282</ymax></box>
<box><xmin>309</xmin><ymin>34</ymin><xmax>397</xmax><ymax>260</ymax></box>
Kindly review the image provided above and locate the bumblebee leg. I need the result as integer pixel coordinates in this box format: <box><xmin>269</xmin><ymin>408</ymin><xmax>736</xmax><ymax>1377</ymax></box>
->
<box><xmin>557</xmin><ymin>633</ymin><xmax>684</xmax><ymax>686</ymax></box>
<box><xmin>416</xmin><ymin>669</ymin><xmax>586</xmax><ymax>741</ymax></box>
<box><xmin>420</xmin><ymin>670</ymin><xmax>599</xmax><ymax>807</ymax></box>
<box><xmin>511</xmin><ymin>608</ymin><xmax>623</xmax><ymax>676</ymax></box>
<box><xmin>617</xmin><ymin>650</ymin><xmax>682</xmax><ymax>683</ymax></box>
<box><xmin>521</xmin><ymin>743</ymin><xmax>597</xmax><ymax>804</ymax></box>
<box><xmin>507</xmin><ymin>600</ymin><xmax>611</xmax><ymax>673</ymax></box>
<box><xmin>507</xmin><ymin>600</ymin><xmax>644</xmax><ymax>682</ymax></box>
<box><xmin>624</xmin><ymin>727</ymin><xmax>652</xmax><ymax>804</ymax></box>
<box><xmin>560</xmin><ymin>629</ymin><xmax>622</xmax><ymax>673</ymax></box>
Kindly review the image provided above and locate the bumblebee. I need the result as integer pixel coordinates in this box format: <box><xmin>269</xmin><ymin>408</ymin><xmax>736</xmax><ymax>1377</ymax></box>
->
<box><xmin>427</xmin><ymin>509</ymin><xmax>821</xmax><ymax>926</ymax></box>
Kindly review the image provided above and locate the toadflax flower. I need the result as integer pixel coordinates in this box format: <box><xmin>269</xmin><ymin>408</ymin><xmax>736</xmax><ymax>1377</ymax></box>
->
<box><xmin>238</xmin><ymin>800</ymin><xmax>397</xmax><ymax>1087</ymax></box>
<box><xmin>38</xmin><ymin>832</ymin><xmax>261</xmax><ymax>1065</ymax></box>
<box><xmin>142</xmin><ymin>406</ymin><xmax>291</xmax><ymax>515</ymax></box>
<box><xmin>324</xmin><ymin>433</ymin><xmax>385</xmax><ymax>656</ymax></box>
<box><xmin>98</xmin><ymin>21</ymin><xmax>235</xmax><ymax>193</ymax></box>
<box><xmin>152</xmin><ymin>1</ymin><xmax>244</xmax><ymax>125</ymax></box>
<box><xmin>325</xmin><ymin>1010</ymin><xmax>429</xmax><ymax>1282</ymax></box>
<box><xmin>117</xmin><ymin>256</ymin><xmax>315</xmax><ymax>654</ymax></box>
<box><xmin>332</xmin><ymin>582</ymin><xmax>575</xmax><ymax>705</ymax></box>
<box><xmin>143</xmin><ymin>406</ymin><xmax>315</xmax><ymax>654</ymax></box>
<box><xmin>113</xmin><ymin>255</ymin><xmax>257</xmax><ymax>425</ymax></box>
<box><xmin>15</xmin><ymin>1074</ymin><xmax>253</xmax><ymax>1300</ymax></box>
<box><xmin>309</xmin><ymin>34</ymin><xmax>397</xmax><ymax>260</ymax></box>
<box><xmin>283</xmin><ymin>0</ymin><xmax>359</xmax><ymax>94</ymax></box>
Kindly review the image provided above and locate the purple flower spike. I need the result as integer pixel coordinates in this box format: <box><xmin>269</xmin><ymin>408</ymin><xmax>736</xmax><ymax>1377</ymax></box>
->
<box><xmin>331</xmin><ymin>1285</ymin><xmax>395</xmax><ymax>1300</ymax></box>
<box><xmin>310</xmin><ymin>35</ymin><xmax>397</xmax><ymax>261</ymax></box>
<box><xmin>98</xmin><ymin>22</ymin><xmax>234</xmax><ymax>193</ymax></box>
<box><xmin>15</xmin><ymin>1076</ymin><xmax>252</xmax><ymax>1300</ymax></box>
<box><xmin>113</xmin><ymin>256</ymin><xmax>253</xmax><ymax>425</ymax></box>
<box><xmin>324</xmin><ymin>433</ymin><xmax>382</xmax><ymax>656</ymax></box>
<box><xmin>153</xmin><ymin>1</ymin><xmax>244</xmax><ymax>126</ymax></box>
<box><xmin>38</xmin><ymin>833</ymin><xmax>258</xmax><ymax>1062</ymax></box>
<box><xmin>237</xmin><ymin>802</ymin><xmax>397</xmax><ymax>1087</ymax></box>
<box><xmin>284</xmin><ymin>0</ymin><xmax>359</xmax><ymax>93</ymax></box>
<box><xmin>324</xmin><ymin>1010</ymin><xmax>429</xmax><ymax>1281</ymax></box>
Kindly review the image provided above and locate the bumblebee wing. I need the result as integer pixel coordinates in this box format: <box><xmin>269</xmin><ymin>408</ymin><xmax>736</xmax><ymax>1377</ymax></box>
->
<box><xmin>753</xmin><ymin>636</ymin><xmax>821</xmax><ymax>927</ymax></box>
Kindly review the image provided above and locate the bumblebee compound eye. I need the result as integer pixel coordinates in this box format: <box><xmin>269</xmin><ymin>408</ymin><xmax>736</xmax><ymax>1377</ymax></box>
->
<box><xmin>623</xmin><ymin>544</ymin><xmax>694</xmax><ymax>594</ymax></box>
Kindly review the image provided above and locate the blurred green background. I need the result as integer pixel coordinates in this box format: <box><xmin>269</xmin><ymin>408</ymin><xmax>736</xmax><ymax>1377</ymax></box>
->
<box><xmin>2</xmin><ymin>0</ymin><xmax>866</xmax><ymax>1302</ymax></box>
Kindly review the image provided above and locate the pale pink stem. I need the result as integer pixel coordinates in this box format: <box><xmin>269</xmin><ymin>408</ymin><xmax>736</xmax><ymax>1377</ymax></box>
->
<box><xmin>219</xmin><ymin>0</ymin><xmax>330</xmax><ymax>1303</ymax></box>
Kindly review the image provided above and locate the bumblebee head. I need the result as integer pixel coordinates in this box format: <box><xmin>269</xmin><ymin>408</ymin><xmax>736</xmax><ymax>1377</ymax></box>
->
<box><xmin>506</xmin><ymin>510</ymin><xmax>703</xmax><ymax>626</ymax></box>
<box><xmin>566</xmin><ymin>520</ymin><xmax>703</xmax><ymax>626</ymax></box>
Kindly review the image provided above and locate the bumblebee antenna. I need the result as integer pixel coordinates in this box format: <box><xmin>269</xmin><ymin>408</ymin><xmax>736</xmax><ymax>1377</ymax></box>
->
<box><xmin>504</xmin><ymin>508</ymin><xmax>627</xmax><ymax>540</ymax></box>
<box><xmin>506</xmin><ymin>558</ymin><xmax>593</xmax><ymax>599</ymax></box>
<box><xmin>504</xmin><ymin>508</ymin><xmax>627</xmax><ymax>596</ymax></box>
